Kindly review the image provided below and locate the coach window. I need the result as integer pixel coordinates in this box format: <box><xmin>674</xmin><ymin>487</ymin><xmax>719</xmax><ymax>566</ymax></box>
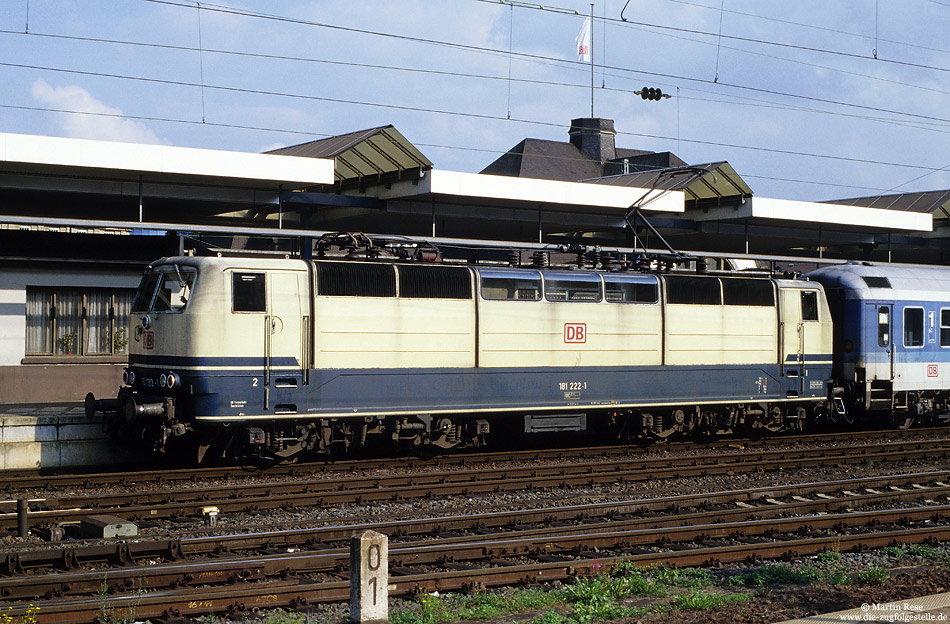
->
<box><xmin>801</xmin><ymin>291</ymin><xmax>819</xmax><ymax>321</ymax></box>
<box><xmin>604</xmin><ymin>274</ymin><xmax>658</xmax><ymax>303</ymax></box>
<box><xmin>878</xmin><ymin>308</ymin><xmax>890</xmax><ymax>347</ymax></box>
<box><xmin>544</xmin><ymin>272</ymin><xmax>602</xmax><ymax>302</ymax></box>
<box><xmin>941</xmin><ymin>309</ymin><xmax>950</xmax><ymax>347</ymax></box>
<box><xmin>479</xmin><ymin>269</ymin><xmax>541</xmax><ymax>301</ymax></box>
<box><xmin>903</xmin><ymin>307</ymin><xmax>924</xmax><ymax>348</ymax></box>
<box><xmin>233</xmin><ymin>273</ymin><xmax>266</xmax><ymax>312</ymax></box>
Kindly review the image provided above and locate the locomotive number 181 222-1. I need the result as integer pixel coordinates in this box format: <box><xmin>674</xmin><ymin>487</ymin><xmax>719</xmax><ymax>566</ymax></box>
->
<box><xmin>559</xmin><ymin>381</ymin><xmax>588</xmax><ymax>391</ymax></box>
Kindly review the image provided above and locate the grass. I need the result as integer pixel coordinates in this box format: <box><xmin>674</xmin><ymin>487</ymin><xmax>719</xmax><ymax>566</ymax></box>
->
<box><xmin>383</xmin><ymin>543</ymin><xmax>950</xmax><ymax>624</ymax></box>
<box><xmin>855</xmin><ymin>567</ymin><xmax>891</xmax><ymax>585</ymax></box>
<box><xmin>672</xmin><ymin>589</ymin><xmax>753</xmax><ymax>611</ymax></box>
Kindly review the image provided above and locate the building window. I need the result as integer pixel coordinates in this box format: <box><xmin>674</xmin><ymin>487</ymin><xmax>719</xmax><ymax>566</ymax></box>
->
<box><xmin>26</xmin><ymin>287</ymin><xmax>135</xmax><ymax>357</ymax></box>
<box><xmin>904</xmin><ymin>307</ymin><xmax>924</xmax><ymax>348</ymax></box>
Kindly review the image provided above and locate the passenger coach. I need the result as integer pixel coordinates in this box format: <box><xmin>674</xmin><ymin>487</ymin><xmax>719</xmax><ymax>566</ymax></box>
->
<box><xmin>88</xmin><ymin>254</ymin><xmax>834</xmax><ymax>460</ymax></box>
<box><xmin>807</xmin><ymin>262</ymin><xmax>950</xmax><ymax>428</ymax></box>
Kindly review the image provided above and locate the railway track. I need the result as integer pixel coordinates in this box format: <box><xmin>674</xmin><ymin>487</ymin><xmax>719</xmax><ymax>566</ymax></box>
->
<box><xmin>1</xmin><ymin>426</ymin><xmax>943</xmax><ymax>490</ymax></box>
<box><xmin>3</xmin><ymin>432</ymin><xmax>950</xmax><ymax>622</ymax></box>
<box><xmin>2</xmin><ymin>469</ymin><xmax>950</xmax><ymax>622</ymax></box>
<box><xmin>2</xmin><ymin>436</ymin><xmax>949</xmax><ymax>531</ymax></box>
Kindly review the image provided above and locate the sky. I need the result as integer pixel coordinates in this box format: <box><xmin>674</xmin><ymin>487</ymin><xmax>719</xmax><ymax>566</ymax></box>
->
<box><xmin>0</xmin><ymin>0</ymin><xmax>948</xmax><ymax>203</ymax></box>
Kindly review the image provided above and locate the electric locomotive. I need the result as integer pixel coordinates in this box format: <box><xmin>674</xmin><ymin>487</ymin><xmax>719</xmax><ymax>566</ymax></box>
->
<box><xmin>87</xmin><ymin>249</ymin><xmax>835</xmax><ymax>461</ymax></box>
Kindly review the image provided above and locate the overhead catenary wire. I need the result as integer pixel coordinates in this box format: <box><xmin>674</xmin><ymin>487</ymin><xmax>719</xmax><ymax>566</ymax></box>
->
<box><xmin>1</xmin><ymin>67</ymin><xmax>945</xmax><ymax>176</ymax></box>
<box><xmin>1</xmin><ymin>0</ymin><xmax>947</xmax><ymax>198</ymax></box>
<box><xmin>0</xmin><ymin>101</ymin><xmax>918</xmax><ymax>195</ymax></box>
<box><xmin>2</xmin><ymin>26</ymin><xmax>948</xmax><ymax>132</ymax></box>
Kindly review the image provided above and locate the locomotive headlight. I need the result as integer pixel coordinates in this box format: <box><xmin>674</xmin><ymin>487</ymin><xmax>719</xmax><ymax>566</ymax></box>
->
<box><xmin>141</xmin><ymin>315</ymin><xmax>151</xmax><ymax>329</ymax></box>
<box><xmin>159</xmin><ymin>374</ymin><xmax>168</xmax><ymax>388</ymax></box>
<box><xmin>127</xmin><ymin>370</ymin><xmax>136</xmax><ymax>386</ymax></box>
<box><xmin>165</xmin><ymin>372</ymin><xmax>178</xmax><ymax>389</ymax></box>
<box><xmin>122</xmin><ymin>370</ymin><xmax>129</xmax><ymax>385</ymax></box>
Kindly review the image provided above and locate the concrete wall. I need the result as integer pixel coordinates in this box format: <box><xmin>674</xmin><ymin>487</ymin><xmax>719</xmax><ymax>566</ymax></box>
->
<box><xmin>0</xmin><ymin>404</ymin><xmax>139</xmax><ymax>469</ymax></box>
<box><xmin>0</xmin><ymin>363</ymin><xmax>124</xmax><ymax>404</ymax></box>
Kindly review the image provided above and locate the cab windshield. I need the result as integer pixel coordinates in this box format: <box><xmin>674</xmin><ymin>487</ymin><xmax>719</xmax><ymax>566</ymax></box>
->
<box><xmin>132</xmin><ymin>264</ymin><xmax>197</xmax><ymax>312</ymax></box>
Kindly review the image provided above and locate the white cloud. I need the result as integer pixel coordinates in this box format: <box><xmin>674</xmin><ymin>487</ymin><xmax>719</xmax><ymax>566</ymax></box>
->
<box><xmin>30</xmin><ymin>79</ymin><xmax>165</xmax><ymax>144</ymax></box>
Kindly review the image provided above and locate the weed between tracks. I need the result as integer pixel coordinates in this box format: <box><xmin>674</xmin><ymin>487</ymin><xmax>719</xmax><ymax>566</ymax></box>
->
<box><xmin>384</xmin><ymin>547</ymin><xmax>949</xmax><ymax>624</ymax></box>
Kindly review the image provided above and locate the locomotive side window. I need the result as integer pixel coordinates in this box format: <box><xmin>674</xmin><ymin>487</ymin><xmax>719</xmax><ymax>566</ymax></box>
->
<box><xmin>903</xmin><ymin>307</ymin><xmax>924</xmax><ymax>347</ymax></box>
<box><xmin>232</xmin><ymin>273</ymin><xmax>266</xmax><ymax>313</ymax></box>
<box><xmin>397</xmin><ymin>265</ymin><xmax>471</xmax><ymax>299</ymax></box>
<box><xmin>722</xmin><ymin>278</ymin><xmax>775</xmax><ymax>306</ymax></box>
<box><xmin>941</xmin><ymin>309</ymin><xmax>950</xmax><ymax>347</ymax></box>
<box><xmin>544</xmin><ymin>272</ymin><xmax>602</xmax><ymax>302</ymax></box>
<box><xmin>604</xmin><ymin>275</ymin><xmax>658</xmax><ymax>303</ymax></box>
<box><xmin>664</xmin><ymin>275</ymin><xmax>721</xmax><ymax>305</ymax></box>
<box><xmin>479</xmin><ymin>269</ymin><xmax>541</xmax><ymax>301</ymax></box>
<box><xmin>800</xmin><ymin>291</ymin><xmax>819</xmax><ymax>321</ymax></box>
<box><xmin>316</xmin><ymin>262</ymin><xmax>395</xmax><ymax>297</ymax></box>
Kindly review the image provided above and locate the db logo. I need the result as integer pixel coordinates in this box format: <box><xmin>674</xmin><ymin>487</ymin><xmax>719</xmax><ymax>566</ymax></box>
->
<box><xmin>564</xmin><ymin>323</ymin><xmax>586</xmax><ymax>344</ymax></box>
<box><xmin>928</xmin><ymin>364</ymin><xmax>939</xmax><ymax>377</ymax></box>
<box><xmin>143</xmin><ymin>331</ymin><xmax>154</xmax><ymax>350</ymax></box>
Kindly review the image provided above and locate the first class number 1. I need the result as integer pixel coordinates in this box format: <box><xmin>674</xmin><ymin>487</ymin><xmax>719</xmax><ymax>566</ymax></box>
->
<box><xmin>559</xmin><ymin>381</ymin><xmax>587</xmax><ymax>391</ymax></box>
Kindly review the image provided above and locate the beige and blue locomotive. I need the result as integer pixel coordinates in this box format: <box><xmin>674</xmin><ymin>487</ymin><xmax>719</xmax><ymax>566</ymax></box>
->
<box><xmin>87</xmin><ymin>254</ymin><xmax>834</xmax><ymax>460</ymax></box>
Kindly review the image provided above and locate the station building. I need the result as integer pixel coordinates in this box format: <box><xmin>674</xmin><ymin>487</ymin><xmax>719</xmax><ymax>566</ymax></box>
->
<box><xmin>0</xmin><ymin>117</ymin><xmax>944</xmax><ymax>406</ymax></box>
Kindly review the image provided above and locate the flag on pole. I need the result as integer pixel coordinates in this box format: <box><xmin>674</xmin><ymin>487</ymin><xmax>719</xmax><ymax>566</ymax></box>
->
<box><xmin>576</xmin><ymin>16</ymin><xmax>591</xmax><ymax>62</ymax></box>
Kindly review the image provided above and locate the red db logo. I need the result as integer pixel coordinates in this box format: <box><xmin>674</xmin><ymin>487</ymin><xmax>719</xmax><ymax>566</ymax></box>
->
<box><xmin>928</xmin><ymin>364</ymin><xmax>939</xmax><ymax>377</ymax></box>
<box><xmin>564</xmin><ymin>323</ymin><xmax>586</xmax><ymax>344</ymax></box>
<box><xmin>143</xmin><ymin>331</ymin><xmax>154</xmax><ymax>350</ymax></box>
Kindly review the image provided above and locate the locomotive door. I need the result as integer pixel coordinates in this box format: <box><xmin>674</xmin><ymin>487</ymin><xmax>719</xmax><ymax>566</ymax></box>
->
<box><xmin>864</xmin><ymin>302</ymin><xmax>893</xmax><ymax>382</ymax></box>
<box><xmin>265</xmin><ymin>272</ymin><xmax>303</xmax><ymax>407</ymax></box>
<box><xmin>779</xmin><ymin>288</ymin><xmax>806</xmax><ymax>393</ymax></box>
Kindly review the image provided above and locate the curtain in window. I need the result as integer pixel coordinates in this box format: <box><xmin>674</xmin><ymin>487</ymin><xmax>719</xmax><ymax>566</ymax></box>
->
<box><xmin>114</xmin><ymin>291</ymin><xmax>134</xmax><ymax>354</ymax></box>
<box><xmin>26</xmin><ymin>288</ymin><xmax>52</xmax><ymax>354</ymax></box>
<box><xmin>85</xmin><ymin>291</ymin><xmax>112</xmax><ymax>354</ymax></box>
<box><xmin>55</xmin><ymin>289</ymin><xmax>83</xmax><ymax>355</ymax></box>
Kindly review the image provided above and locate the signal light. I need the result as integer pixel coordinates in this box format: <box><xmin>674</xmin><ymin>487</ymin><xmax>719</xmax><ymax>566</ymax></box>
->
<box><xmin>638</xmin><ymin>86</ymin><xmax>667</xmax><ymax>101</ymax></box>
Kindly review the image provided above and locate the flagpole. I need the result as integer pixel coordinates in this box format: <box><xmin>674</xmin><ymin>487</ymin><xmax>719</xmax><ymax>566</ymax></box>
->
<box><xmin>590</xmin><ymin>3</ymin><xmax>594</xmax><ymax>117</ymax></box>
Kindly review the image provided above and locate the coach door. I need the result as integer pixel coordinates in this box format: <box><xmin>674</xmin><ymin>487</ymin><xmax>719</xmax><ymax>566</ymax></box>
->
<box><xmin>864</xmin><ymin>302</ymin><xmax>893</xmax><ymax>382</ymax></box>
<box><xmin>265</xmin><ymin>272</ymin><xmax>304</xmax><ymax>409</ymax></box>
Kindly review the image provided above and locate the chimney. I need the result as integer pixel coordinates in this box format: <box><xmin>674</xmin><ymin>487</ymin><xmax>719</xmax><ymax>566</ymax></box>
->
<box><xmin>568</xmin><ymin>117</ymin><xmax>616</xmax><ymax>164</ymax></box>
